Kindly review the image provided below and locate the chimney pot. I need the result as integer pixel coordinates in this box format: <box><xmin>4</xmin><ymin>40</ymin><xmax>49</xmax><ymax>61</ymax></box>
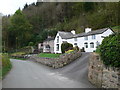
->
<box><xmin>85</xmin><ymin>28</ymin><xmax>92</xmax><ymax>33</ymax></box>
<box><xmin>71</xmin><ymin>30</ymin><xmax>76</xmax><ymax>34</ymax></box>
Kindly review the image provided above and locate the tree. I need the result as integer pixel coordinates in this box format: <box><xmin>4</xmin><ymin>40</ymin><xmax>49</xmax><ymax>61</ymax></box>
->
<box><xmin>84</xmin><ymin>2</ymin><xmax>95</xmax><ymax>12</ymax></box>
<box><xmin>8</xmin><ymin>9</ymin><xmax>33</xmax><ymax>49</ymax></box>
<box><xmin>23</xmin><ymin>3</ymin><xmax>28</xmax><ymax>10</ymax></box>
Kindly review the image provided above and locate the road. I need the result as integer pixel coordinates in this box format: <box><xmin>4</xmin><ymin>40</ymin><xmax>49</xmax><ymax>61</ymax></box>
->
<box><xmin>2</xmin><ymin>52</ymin><xmax>95</xmax><ymax>88</ymax></box>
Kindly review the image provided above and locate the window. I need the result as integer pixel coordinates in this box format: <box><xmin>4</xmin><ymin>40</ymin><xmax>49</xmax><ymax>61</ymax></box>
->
<box><xmin>57</xmin><ymin>36</ymin><xmax>59</xmax><ymax>43</ymax></box>
<box><xmin>74</xmin><ymin>38</ymin><xmax>77</xmax><ymax>41</ymax></box>
<box><xmin>84</xmin><ymin>43</ymin><xmax>88</xmax><ymax>48</ymax></box>
<box><xmin>90</xmin><ymin>42</ymin><xmax>94</xmax><ymax>48</ymax></box>
<box><xmin>92</xmin><ymin>35</ymin><xmax>96</xmax><ymax>39</ymax></box>
<box><xmin>45</xmin><ymin>45</ymin><xmax>50</xmax><ymax>49</ymax></box>
<box><xmin>56</xmin><ymin>44</ymin><xmax>59</xmax><ymax>51</ymax></box>
<box><xmin>84</xmin><ymin>36</ymin><xmax>88</xmax><ymax>40</ymax></box>
<box><xmin>41</xmin><ymin>43</ymin><xmax>43</xmax><ymax>46</ymax></box>
<box><xmin>74</xmin><ymin>43</ymin><xmax>77</xmax><ymax>46</ymax></box>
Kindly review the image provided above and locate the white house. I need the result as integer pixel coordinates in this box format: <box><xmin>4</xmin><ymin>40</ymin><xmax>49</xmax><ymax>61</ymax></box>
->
<box><xmin>54</xmin><ymin>27</ymin><xmax>114</xmax><ymax>53</ymax></box>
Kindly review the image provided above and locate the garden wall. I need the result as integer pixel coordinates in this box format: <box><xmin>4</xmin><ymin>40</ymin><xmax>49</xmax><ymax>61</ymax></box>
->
<box><xmin>88</xmin><ymin>53</ymin><xmax>120</xmax><ymax>89</ymax></box>
<box><xmin>31</xmin><ymin>51</ymin><xmax>81</xmax><ymax>69</ymax></box>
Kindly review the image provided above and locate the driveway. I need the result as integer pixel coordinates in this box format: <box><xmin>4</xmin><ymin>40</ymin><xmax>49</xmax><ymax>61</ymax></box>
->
<box><xmin>2</xmin><ymin>52</ymin><xmax>95</xmax><ymax>88</ymax></box>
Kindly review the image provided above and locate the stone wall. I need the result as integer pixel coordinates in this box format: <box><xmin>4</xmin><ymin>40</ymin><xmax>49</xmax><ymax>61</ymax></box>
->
<box><xmin>88</xmin><ymin>53</ymin><xmax>120</xmax><ymax>89</ymax></box>
<box><xmin>31</xmin><ymin>51</ymin><xmax>81</xmax><ymax>69</ymax></box>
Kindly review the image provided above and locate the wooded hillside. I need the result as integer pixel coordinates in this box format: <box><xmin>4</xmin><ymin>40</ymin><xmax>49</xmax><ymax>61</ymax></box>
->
<box><xmin>2</xmin><ymin>2</ymin><xmax>120</xmax><ymax>52</ymax></box>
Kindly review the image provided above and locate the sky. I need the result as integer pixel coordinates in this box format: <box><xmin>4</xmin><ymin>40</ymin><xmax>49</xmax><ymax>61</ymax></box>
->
<box><xmin>0</xmin><ymin>0</ymin><xmax>37</xmax><ymax>15</ymax></box>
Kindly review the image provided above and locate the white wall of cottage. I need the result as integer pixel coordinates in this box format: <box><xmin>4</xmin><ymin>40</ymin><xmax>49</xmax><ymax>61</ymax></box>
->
<box><xmin>54</xmin><ymin>33</ymin><xmax>63</xmax><ymax>53</ymax></box>
<box><xmin>54</xmin><ymin>28</ymin><xmax>114</xmax><ymax>53</ymax></box>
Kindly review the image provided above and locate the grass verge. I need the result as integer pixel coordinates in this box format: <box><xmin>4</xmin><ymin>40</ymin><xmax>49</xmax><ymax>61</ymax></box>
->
<box><xmin>0</xmin><ymin>53</ymin><xmax>12</xmax><ymax>79</ymax></box>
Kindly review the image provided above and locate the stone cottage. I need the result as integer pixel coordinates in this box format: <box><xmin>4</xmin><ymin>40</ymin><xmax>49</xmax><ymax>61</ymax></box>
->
<box><xmin>42</xmin><ymin>36</ymin><xmax>54</xmax><ymax>53</ymax></box>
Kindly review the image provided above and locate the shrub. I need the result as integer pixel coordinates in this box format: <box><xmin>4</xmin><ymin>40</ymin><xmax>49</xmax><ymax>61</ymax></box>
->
<box><xmin>95</xmin><ymin>45</ymin><xmax>101</xmax><ymax>54</ymax></box>
<box><xmin>74</xmin><ymin>46</ymin><xmax>80</xmax><ymax>51</ymax></box>
<box><xmin>81</xmin><ymin>47</ymin><xmax>85</xmax><ymax>52</ymax></box>
<box><xmin>65</xmin><ymin>50</ymin><xmax>74</xmax><ymax>54</ymax></box>
<box><xmin>61</xmin><ymin>42</ymin><xmax>73</xmax><ymax>53</ymax></box>
<box><xmin>1</xmin><ymin>53</ymin><xmax>12</xmax><ymax>78</ymax></box>
<box><xmin>28</xmin><ymin>42</ymin><xmax>34</xmax><ymax>46</ymax></box>
<box><xmin>99</xmin><ymin>33</ymin><xmax>120</xmax><ymax>68</ymax></box>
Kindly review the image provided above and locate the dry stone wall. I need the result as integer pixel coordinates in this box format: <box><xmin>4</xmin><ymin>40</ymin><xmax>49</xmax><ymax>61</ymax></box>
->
<box><xmin>88</xmin><ymin>53</ymin><xmax>120</xmax><ymax>89</ymax></box>
<box><xmin>31</xmin><ymin>51</ymin><xmax>81</xmax><ymax>69</ymax></box>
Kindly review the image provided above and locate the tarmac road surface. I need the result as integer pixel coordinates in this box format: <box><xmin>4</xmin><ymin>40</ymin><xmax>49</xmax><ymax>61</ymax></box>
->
<box><xmin>2</xmin><ymin>52</ymin><xmax>95</xmax><ymax>88</ymax></box>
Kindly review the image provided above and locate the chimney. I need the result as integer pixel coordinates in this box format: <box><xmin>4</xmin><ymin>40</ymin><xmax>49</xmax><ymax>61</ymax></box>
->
<box><xmin>71</xmin><ymin>30</ymin><xmax>76</xmax><ymax>34</ymax></box>
<box><xmin>85</xmin><ymin>28</ymin><xmax>92</xmax><ymax>33</ymax></box>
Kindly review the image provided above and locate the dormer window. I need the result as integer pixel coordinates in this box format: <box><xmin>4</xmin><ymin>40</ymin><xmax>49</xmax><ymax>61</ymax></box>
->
<box><xmin>92</xmin><ymin>35</ymin><xmax>96</xmax><ymax>39</ymax></box>
<box><xmin>84</xmin><ymin>36</ymin><xmax>88</xmax><ymax>40</ymax></box>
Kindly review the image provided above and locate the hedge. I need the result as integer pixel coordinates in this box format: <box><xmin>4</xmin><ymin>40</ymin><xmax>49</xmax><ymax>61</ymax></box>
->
<box><xmin>99</xmin><ymin>33</ymin><xmax>120</xmax><ymax>68</ymax></box>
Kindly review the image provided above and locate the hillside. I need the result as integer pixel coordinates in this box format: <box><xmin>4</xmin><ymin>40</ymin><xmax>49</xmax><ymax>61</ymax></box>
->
<box><xmin>2</xmin><ymin>2</ymin><xmax>120</xmax><ymax>52</ymax></box>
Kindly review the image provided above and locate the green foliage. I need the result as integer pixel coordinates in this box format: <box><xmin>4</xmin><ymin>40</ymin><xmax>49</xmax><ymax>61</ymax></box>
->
<box><xmin>95</xmin><ymin>46</ymin><xmax>101</xmax><ymax>54</ymax></box>
<box><xmin>61</xmin><ymin>42</ymin><xmax>73</xmax><ymax>53</ymax></box>
<box><xmin>1</xmin><ymin>53</ymin><xmax>12</xmax><ymax>78</ymax></box>
<box><xmin>38</xmin><ymin>53</ymin><xmax>61</xmax><ymax>58</ymax></box>
<box><xmin>2</xmin><ymin>2</ymin><xmax>120</xmax><ymax>52</ymax></box>
<box><xmin>35</xmin><ymin>30</ymin><xmax>48</xmax><ymax>43</ymax></box>
<box><xmin>28</xmin><ymin>42</ymin><xmax>34</xmax><ymax>46</ymax></box>
<box><xmin>84</xmin><ymin>2</ymin><xmax>94</xmax><ymax>12</ymax></box>
<box><xmin>73</xmin><ymin>46</ymin><xmax>79</xmax><ymax>51</ymax></box>
<box><xmin>8</xmin><ymin>9</ymin><xmax>33</xmax><ymax>48</ymax></box>
<box><xmin>48</xmin><ymin>29</ymin><xmax>58</xmax><ymax>37</ymax></box>
<box><xmin>18</xmin><ymin>46</ymin><xmax>33</xmax><ymax>54</ymax></box>
<box><xmin>111</xmin><ymin>26</ymin><xmax>120</xmax><ymax>32</ymax></box>
<box><xmin>11</xmin><ymin>52</ymin><xmax>26</xmax><ymax>57</ymax></box>
<box><xmin>99</xmin><ymin>33</ymin><xmax>120</xmax><ymax>67</ymax></box>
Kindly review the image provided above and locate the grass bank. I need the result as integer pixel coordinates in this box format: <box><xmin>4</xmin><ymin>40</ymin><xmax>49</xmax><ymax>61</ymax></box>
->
<box><xmin>111</xmin><ymin>26</ymin><xmax>120</xmax><ymax>32</ymax></box>
<box><xmin>0</xmin><ymin>53</ymin><xmax>12</xmax><ymax>79</ymax></box>
<box><xmin>38</xmin><ymin>53</ymin><xmax>61</xmax><ymax>58</ymax></box>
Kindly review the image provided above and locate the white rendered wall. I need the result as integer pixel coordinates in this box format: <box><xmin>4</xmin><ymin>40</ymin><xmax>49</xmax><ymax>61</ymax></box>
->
<box><xmin>54</xmin><ymin>33</ymin><xmax>63</xmax><ymax>53</ymax></box>
<box><xmin>54</xmin><ymin>29</ymin><xmax>114</xmax><ymax>53</ymax></box>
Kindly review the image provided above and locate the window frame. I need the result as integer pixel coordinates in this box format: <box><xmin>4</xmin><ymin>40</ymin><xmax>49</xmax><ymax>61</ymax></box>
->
<box><xmin>84</xmin><ymin>42</ymin><xmax>88</xmax><ymax>48</ymax></box>
<box><xmin>74</xmin><ymin>43</ymin><xmax>77</xmax><ymax>46</ymax></box>
<box><xmin>92</xmin><ymin>35</ymin><xmax>96</xmax><ymax>39</ymax></box>
<box><xmin>56</xmin><ymin>44</ymin><xmax>59</xmax><ymax>51</ymax></box>
<box><xmin>57</xmin><ymin>36</ymin><xmax>59</xmax><ymax>43</ymax></box>
<box><xmin>90</xmin><ymin>42</ymin><xmax>94</xmax><ymax>48</ymax></box>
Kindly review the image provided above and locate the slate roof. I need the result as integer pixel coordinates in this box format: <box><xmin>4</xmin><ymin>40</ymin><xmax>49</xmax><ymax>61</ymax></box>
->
<box><xmin>58</xmin><ymin>28</ymin><xmax>111</xmax><ymax>39</ymax></box>
<box><xmin>76</xmin><ymin>28</ymin><xmax>109</xmax><ymax>37</ymax></box>
<box><xmin>58</xmin><ymin>31</ymin><xmax>74</xmax><ymax>39</ymax></box>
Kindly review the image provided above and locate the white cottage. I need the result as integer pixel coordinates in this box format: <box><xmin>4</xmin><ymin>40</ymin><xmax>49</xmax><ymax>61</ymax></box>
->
<box><xmin>54</xmin><ymin>27</ymin><xmax>114</xmax><ymax>53</ymax></box>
